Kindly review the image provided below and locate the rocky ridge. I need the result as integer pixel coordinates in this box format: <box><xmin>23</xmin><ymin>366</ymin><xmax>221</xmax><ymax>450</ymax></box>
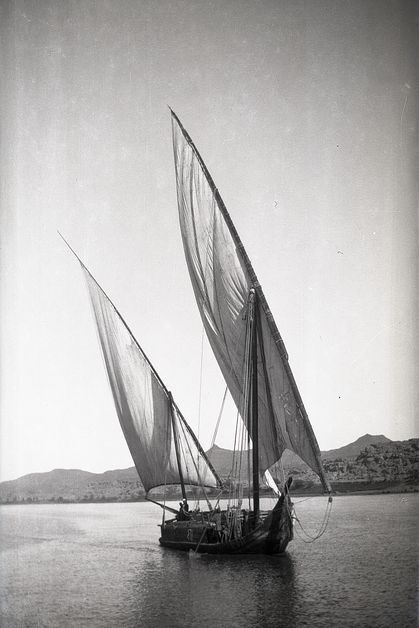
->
<box><xmin>0</xmin><ymin>435</ymin><xmax>417</xmax><ymax>504</ymax></box>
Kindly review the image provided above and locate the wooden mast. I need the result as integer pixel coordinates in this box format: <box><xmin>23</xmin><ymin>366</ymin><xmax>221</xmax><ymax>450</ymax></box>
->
<box><xmin>169</xmin><ymin>392</ymin><xmax>187</xmax><ymax>501</ymax></box>
<box><xmin>249</xmin><ymin>290</ymin><xmax>259</xmax><ymax>521</ymax></box>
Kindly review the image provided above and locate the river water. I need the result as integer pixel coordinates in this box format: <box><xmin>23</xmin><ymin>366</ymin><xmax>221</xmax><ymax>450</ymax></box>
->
<box><xmin>0</xmin><ymin>494</ymin><xmax>417</xmax><ymax>627</ymax></box>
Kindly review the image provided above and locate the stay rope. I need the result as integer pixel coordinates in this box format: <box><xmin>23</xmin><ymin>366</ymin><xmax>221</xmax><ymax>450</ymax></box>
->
<box><xmin>279</xmin><ymin>442</ymin><xmax>333</xmax><ymax>543</ymax></box>
<box><xmin>228</xmin><ymin>302</ymin><xmax>253</xmax><ymax>508</ymax></box>
<box><xmin>288</xmin><ymin>494</ymin><xmax>333</xmax><ymax>543</ymax></box>
<box><xmin>195</xmin><ymin>326</ymin><xmax>205</xmax><ymax>508</ymax></box>
<box><xmin>210</xmin><ymin>386</ymin><xmax>228</xmax><ymax>449</ymax></box>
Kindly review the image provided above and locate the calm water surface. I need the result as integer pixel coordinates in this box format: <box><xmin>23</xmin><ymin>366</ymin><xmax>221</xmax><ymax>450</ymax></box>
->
<box><xmin>0</xmin><ymin>494</ymin><xmax>417</xmax><ymax>627</ymax></box>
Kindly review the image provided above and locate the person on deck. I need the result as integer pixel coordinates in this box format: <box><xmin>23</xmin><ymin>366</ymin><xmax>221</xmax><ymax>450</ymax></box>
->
<box><xmin>221</xmin><ymin>524</ymin><xmax>229</xmax><ymax>542</ymax></box>
<box><xmin>177</xmin><ymin>502</ymin><xmax>185</xmax><ymax>521</ymax></box>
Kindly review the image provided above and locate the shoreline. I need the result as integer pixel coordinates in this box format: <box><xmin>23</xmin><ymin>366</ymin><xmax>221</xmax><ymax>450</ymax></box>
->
<box><xmin>1</xmin><ymin>485</ymin><xmax>417</xmax><ymax>506</ymax></box>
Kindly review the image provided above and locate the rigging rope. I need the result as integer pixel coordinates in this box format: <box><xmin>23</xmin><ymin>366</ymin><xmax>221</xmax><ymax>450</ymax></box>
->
<box><xmin>195</xmin><ymin>326</ymin><xmax>206</xmax><ymax>508</ymax></box>
<box><xmin>197</xmin><ymin>326</ymin><xmax>205</xmax><ymax>442</ymax></box>
<box><xmin>279</xmin><ymin>446</ymin><xmax>333</xmax><ymax>543</ymax></box>
<box><xmin>228</xmin><ymin>301</ymin><xmax>253</xmax><ymax>509</ymax></box>
<box><xmin>288</xmin><ymin>495</ymin><xmax>333</xmax><ymax>543</ymax></box>
<box><xmin>177</xmin><ymin>412</ymin><xmax>213</xmax><ymax>511</ymax></box>
<box><xmin>210</xmin><ymin>386</ymin><xmax>228</xmax><ymax>449</ymax></box>
<box><xmin>195</xmin><ymin>200</ymin><xmax>216</xmax><ymax>505</ymax></box>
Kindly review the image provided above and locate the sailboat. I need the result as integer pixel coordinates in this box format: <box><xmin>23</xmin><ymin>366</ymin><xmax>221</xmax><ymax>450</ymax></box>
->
<box><xmin>62</xmin><ymin>110</ymin><xmax>331</xmax><ymax>555</ymax></box>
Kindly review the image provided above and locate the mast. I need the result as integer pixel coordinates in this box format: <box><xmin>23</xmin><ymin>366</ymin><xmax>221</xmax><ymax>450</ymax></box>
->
<box><xmin>249</xmin><ymin>290</ymin><xmax>259</xmax><ymax>520</ymax></box>
<box><xmin>169</xmin><ymin>392</ymin><xmax>187</xmax><ymax>501</ymax></box>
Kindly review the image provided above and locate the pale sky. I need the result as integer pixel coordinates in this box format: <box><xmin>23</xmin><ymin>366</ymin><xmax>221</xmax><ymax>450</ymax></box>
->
<box><xmin>1</xmin><ymin>0</ymin><xmax>417</xmax><ymax>481</ymax></box>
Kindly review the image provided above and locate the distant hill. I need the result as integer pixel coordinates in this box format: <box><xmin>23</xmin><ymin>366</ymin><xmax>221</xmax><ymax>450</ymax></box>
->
<box><xmin>322</xmin><ymin>439</ymin><xmax>418</xmax><ymax>487</ymax></box>
<box><xmin>1</xmin><ymin>435</ymin><xmax>417</xmax><ymax>504</ymax></box>
<box><xmin>321</xmin><ymin>434</ymin><xmax>391</xmax><ymax>460</ymax></box>
<box><xmin>206</xmin><ymin>444</ymin><xmax>242</xmax><ymax>477</ymax></box>
<box><xmin>206</xmin><ymin>434</ymin><xmax>393</xmax><ymax>475</ymax></box>
<box><xmin>206</xmin><ymin>445</ymin><xmax>309</xmax><ymax>477</ymax></box>
<box><xmin>0</xmin><ymin>467</ymin><xmax>143</xmax><ymax>504</ymax></box>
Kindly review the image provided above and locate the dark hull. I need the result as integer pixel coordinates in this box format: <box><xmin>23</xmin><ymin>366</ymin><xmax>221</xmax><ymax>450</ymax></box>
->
<box><xmin>159</xmin><ymin>496</ymin><xmax>293</xmax><ymax>555</ymax></box>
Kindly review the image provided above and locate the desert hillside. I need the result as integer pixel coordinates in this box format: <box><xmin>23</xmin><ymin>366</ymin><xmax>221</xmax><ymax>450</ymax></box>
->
<box><xmin>0</xmin><ymin>435</ymin><xmax>417</xmax><ymax>503</ymax></box>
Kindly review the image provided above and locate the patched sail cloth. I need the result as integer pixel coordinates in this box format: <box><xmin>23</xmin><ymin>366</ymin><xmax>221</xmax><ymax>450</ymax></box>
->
<box><xmin>172</xmin><ymin>112</ymin><xmax>329</xmax><ymax>490</ymax></box>
<box><xmin>82</xmin><ymin>267</ymin><xmax>220</xmax><ymax>495</ymax></box>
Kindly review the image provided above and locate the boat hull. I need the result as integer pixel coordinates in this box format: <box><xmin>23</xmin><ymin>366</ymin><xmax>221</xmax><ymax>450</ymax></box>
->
<box><xmin>159</xmin><ymin>496</ymin><xmax>293</xmax><ymax>555</ymax></box>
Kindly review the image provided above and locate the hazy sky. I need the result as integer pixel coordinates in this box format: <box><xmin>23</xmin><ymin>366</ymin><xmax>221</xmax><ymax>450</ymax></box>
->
<box><xmin>1</xmin><ymin>0</ymin><xmax>417</xmax><ymax>481</ymax></box>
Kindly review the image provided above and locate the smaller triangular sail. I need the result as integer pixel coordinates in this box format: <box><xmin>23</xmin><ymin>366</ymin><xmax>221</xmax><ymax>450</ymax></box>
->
<box><xmin>63</xmin><ymin>239</ymin><xmax>221</xmax><ymax>496</ymax></box>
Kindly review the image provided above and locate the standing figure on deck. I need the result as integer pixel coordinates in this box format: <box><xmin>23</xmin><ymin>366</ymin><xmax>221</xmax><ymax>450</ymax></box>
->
<box><xmin>177</xmin><ymin>502</ymin><xmax>186</xmax><ymax>521</ymax></box>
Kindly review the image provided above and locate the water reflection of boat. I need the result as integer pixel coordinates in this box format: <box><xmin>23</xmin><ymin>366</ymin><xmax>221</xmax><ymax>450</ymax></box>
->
<box><xmin>61</xmin><ymin>111</ymin><xmax>331</xmax><ymax>555</ymax></box>
<box><xmin>130</xmin><ymin>543</ymin><xmax>298</xmax><ymax>627</ymax></box>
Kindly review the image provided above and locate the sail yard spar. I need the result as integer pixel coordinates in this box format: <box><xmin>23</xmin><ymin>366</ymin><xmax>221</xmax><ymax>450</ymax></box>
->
<box><xmin>171</xmin><ymin>109</ymin><xmax>331</xmax><ymax>494</ymax></box>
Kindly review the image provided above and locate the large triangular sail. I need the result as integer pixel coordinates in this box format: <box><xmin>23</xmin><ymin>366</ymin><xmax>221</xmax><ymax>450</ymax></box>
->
<box><xmin>64</xmin><ymin>239</ymin><xmax>221</xmax><ymax>496</ymax></box>
<box><xmin>171</xmin><ymin>111</ymin><xmax>331</xmax><ymax>493</ymax></box>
